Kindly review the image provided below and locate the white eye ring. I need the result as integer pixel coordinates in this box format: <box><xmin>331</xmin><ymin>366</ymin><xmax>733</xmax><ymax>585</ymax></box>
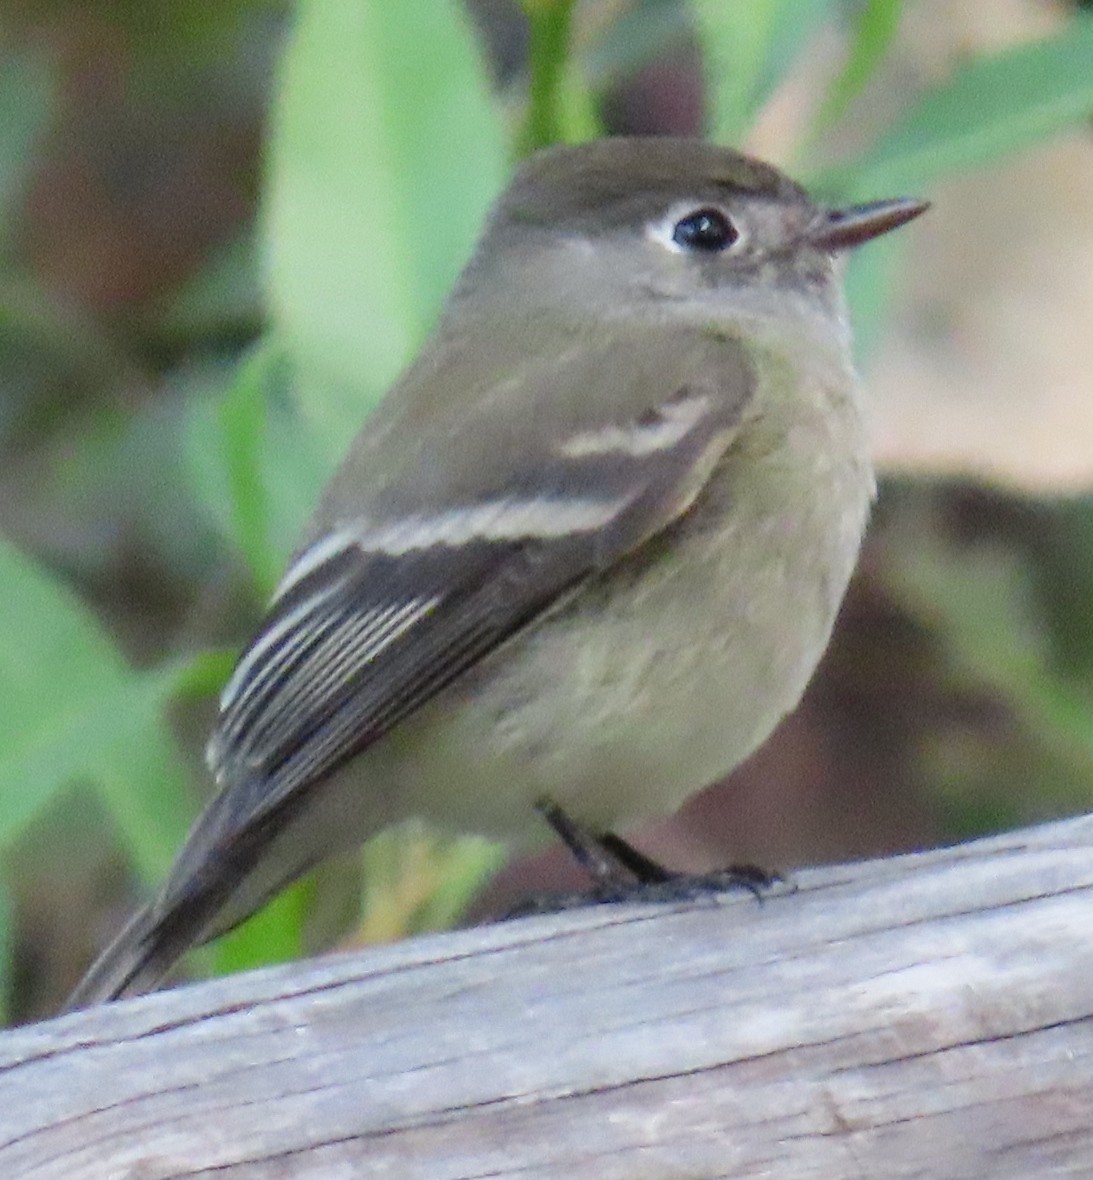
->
<box><xmin>647</xmin><ymin>200</ymin><xmax>746</xmax><ymax>255</ymax></box>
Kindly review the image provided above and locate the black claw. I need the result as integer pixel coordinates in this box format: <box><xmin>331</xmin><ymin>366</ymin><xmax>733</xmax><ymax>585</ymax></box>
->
<box><xmin>620</xmin><ymin>864</ymin><xmax>784</xmax><ymax>905</ymax></box>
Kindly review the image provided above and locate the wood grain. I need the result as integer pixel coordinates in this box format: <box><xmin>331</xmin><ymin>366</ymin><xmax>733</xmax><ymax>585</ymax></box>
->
<box><xmin>2</xmin><ymin>813</ymin><xmax>1091</xmax><ymax>1178</ymax></box>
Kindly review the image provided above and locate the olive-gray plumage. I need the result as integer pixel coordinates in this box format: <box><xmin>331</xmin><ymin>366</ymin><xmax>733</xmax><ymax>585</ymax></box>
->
<box><xmin>66</xmin><ymin>138</ymin><xmax>926</xmax><ymax>1008</ymax></box>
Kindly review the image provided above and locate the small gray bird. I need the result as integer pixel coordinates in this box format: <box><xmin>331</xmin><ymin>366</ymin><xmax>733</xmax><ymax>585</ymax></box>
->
<box><xmin>66</xmin><ymin>137</ymin><xmax>926</xmax><ymax>1008</ymax></box>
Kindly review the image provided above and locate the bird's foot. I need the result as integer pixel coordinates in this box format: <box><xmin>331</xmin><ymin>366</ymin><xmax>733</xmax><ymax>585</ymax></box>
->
<box><xmin>506</xmin><ymin>797</ymin><xmax>784</xmax><ymax>917</ymax></box>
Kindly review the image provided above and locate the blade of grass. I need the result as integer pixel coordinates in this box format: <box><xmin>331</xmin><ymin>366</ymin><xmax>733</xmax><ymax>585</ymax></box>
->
<box><xmin>831</xmin><ymin>14</ymin><xmax>1093</xmax><ymax>196</ymax></box>
<box><xmin>694</xmin><ymin>0</ymin><xmax>834</xmax><ymax>143</ymax></box>
<box><xmin>186</xmin><ymin>341</ymin><xmax>328</xmax><ymax>581</ymax></box>
<box><xmin>519</xmin><ymin>0</ymin><xmax>579</xmax><ymax>153</ymax></box>
<box><xmin>358</xmin><ymin>823</ymin><xmax>505</xmax><ymax>943</ymax></box>
<box><xmin>0</xmin><ymin>541</ymin><xmax>195</xmax><ymax>881</ymax></box>
<box><xmin>216</xmin><ymin>344</ymin><xmax>276</xmax><ymax>597</ymax></box>
<box><xmin>808</xmin><ymin>0</ymin><xmax>904</xmax><ymax>138</ymax></box>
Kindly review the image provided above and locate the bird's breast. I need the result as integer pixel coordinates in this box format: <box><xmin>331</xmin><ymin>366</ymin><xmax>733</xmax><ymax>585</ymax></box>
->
<box><xmin>382</xmin><ymin>364</ymin><xmax>873</xmax><ymax>842</ymax></box>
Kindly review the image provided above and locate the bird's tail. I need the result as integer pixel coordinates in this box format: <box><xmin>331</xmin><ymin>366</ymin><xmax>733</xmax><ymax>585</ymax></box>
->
<box><xmin>62</xmin><ymin>762</ymin><xmax>386</xmax><ymax>1012</ymax></box>
<box><xmin>62</xmin><ymin>783</ymin><xmax>358</xmax><ymax>1011</ymax></box>
<box><xmin>62</xmin><ymin>802</ymin><xmax>266</xmax><ymax>1010</ymax></box>
<box><xmin>61</xmin><ymin>894</ymin><xmax>202</xmax><ymax>1011</ymax></box>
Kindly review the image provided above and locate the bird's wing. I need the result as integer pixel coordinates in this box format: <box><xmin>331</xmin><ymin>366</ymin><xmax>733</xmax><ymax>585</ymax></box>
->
<box><xmin>63</xmin><ymin>331</ymin><xmax>755</xmax><ymax>1007</ymax></box>
<box><xmin>207</xmin><ymin>354</ymin><xmax>754</xmax><ymax>826</ymax></box>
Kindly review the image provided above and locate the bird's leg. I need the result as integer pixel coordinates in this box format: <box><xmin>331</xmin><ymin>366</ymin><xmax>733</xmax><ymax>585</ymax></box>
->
<box><xmin>533</xmin><ymin>797</ymin><xmax>637</xmax><ymax>892</ymax></box>
<box><xmin>501</xmin><ymin>799</ymin><xmax>642</xmax><ymax>917</ymax></box>
<box><xmin>517</xmin><ymin>798</ymin><xmax>782</xmax><ymax>915</ymax></box>
<box><xmin>595</xmin><ymin>831</ymin><xmax>674</xmax><ymax>883</ymax></box>
<box><xmin>597</xmin><ymin>830</ymin><xmax>779</xmax><ymax>900</ymax></box>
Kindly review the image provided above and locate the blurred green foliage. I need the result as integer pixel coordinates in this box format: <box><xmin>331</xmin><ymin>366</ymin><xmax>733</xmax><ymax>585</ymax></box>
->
<box><xmin>266</xmin><ymin>0</ymin><xmax>507</xmax><ymax>454</ymax></box>
<box><xmin>2</xmin><ymin>0</ymin><xmax>1093</xmax><ymax>1020</ymax></box>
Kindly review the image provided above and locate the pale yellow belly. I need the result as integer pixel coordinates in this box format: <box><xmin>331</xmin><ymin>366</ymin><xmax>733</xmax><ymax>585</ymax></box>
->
<box><xmin>370</xmin><ymin>418</ymin><xmax>872</xmax><ymax>844</ymax></box>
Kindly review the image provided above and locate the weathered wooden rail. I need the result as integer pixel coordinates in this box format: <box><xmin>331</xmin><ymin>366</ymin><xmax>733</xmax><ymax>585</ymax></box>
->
<box><xmin>2</xmin><ymin>812</ymin><xmax>1091</xmax><ymax>1178</ymax></box>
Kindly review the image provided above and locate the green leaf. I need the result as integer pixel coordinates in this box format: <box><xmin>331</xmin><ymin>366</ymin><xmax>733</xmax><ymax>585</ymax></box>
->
<box><xmin>519</xmin><ymin>0</ymin><xmax>582</xmax><ymax>153</ymax></box>
<box><xmin>172</xmin><ymin>647</ymin><xmax>238</xmax><ymax>701</ymax></box>
<box><xmin>264</xmin><ymin>0</ymin><xmax>507</xmax><ymax>460</ymax></box>
<box><xmin>838</xmin><ymin>15</ymin><xmax>1093</xmax><ymax>195</ymax></box>
<box><xmin>215</xmin><ymin>345</ymin><xmax>277</xmax><ymax>596</ymax></box>
<box><xmin>186</xmin><ymin>341</ymin><xmax>328</xmax><ymax>581</ymax></box>
<box><xmin>0</xmin><ymin>542</ymin><xmax>194</xmax><ymax>881</ymax></box>
<box><xmin>211</xmin><ymin>876</ymin><xmax>312</xmax><ymax>978</ymax></box>
<box><xmin>809</xmin><ymin>0</ymin><xmax>904</xmax><ymax>137</ymax></box>
<box><xmin>694</xmin><ymin>0</ymin><xmax>834</xmax><ymax>142</ymax></box>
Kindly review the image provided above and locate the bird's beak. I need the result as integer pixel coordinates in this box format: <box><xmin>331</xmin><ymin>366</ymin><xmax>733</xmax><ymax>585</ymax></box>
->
<box><xmin>806</xmin><ymin>197</ymin><xmax>930</xmax><ymax>251</ymax></box>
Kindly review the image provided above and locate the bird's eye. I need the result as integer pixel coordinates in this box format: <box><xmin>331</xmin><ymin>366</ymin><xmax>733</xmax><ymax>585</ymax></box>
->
<box><xmin>671</xmin><ymin>207</ymin><xmax>738</xmax><ymax>252</ymax></box>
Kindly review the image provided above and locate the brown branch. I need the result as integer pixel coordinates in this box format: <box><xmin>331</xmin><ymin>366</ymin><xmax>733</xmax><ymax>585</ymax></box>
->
<box><xmin>2</xmin><ymin>813</ymin><xmax>1092</xmax><ymax>1178</ymax></box>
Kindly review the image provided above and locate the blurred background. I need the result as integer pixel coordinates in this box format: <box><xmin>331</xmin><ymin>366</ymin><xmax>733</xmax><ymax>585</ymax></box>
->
<box><xmin>2</xmin><ymin>0</ymin><xmax>1093</xmax><ymax>1023</ymax></box>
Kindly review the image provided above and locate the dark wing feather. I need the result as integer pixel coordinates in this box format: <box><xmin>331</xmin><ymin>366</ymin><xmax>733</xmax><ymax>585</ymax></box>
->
<box><xmin>211</xmin><ymin>533</ymin><xmax>592</xmax><ymax>819</ymax></box>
